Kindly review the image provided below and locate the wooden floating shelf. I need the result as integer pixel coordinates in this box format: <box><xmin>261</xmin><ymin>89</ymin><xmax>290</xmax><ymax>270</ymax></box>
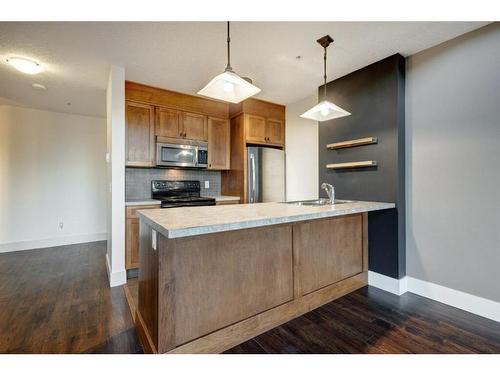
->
<box><xmin>327</xmin><ymin>137</ymin><xmax>378</xmax><ymax>150</ymax></box>
<box><xmin>327</xmin><ymin>161</ymin><xmax>377</xmax><ymax>169</ymax></box>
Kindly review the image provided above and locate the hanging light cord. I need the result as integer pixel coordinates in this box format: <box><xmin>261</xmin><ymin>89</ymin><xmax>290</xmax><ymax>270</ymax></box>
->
<box><xmin>323</xmin><ymin>46</ymin><xmax>328</xmax><ymax>100</ymax></box>
<box><xmin>225</xmin><ymin>21</ymin><xmax>232</xmax><ymax>71</ymax></box>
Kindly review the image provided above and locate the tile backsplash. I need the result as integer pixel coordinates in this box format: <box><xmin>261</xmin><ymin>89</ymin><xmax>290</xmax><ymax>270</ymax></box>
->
<box><xmin>125</xmin><ymin>168</ymin><xmax>221</xmax><ymax>200</ymax></box>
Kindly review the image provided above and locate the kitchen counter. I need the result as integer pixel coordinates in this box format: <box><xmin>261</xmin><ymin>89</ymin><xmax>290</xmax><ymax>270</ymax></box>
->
<box><xmin>136</xmin><ymin>199</ymin><xmax>393</xmax><ymax>354</ymax></box>
<box><xmin>138</xmin><ymin>200</ymin><xmax>394</xmax><ymax>239</ymax></box>
<box><xmin>207</xmin><ymin>195</ymin><xmax>240</xmax><ymax>203</ymax></box>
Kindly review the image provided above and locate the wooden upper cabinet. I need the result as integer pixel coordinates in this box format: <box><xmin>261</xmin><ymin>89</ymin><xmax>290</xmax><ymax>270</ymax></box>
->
<box><xmin>156</xmin><ymin>107</ymin><xmax>181</xmax><ymax>138</ymax></box>
<box><xmin>266</xmin><ymin>118</ymin><xmax>285</xmax><ymax>146</ymax></box>
<box><xmin>125</xmin><ymin>101</ymin><xmax>155</xmax><ymax>167</ymax></box>
<box><xmin>208</xmin><ymin>117</ymin><xmax>230</xmax><ymax>170</ymax></box>
<box><xmin>245</xmin><ymin>114</ymin><xmax>267</xmax><ymax>144</ymax></box>
<box><xmin>244</xmin><ymin>114</ymin><xmax>285</xmax><ymax>147</ymax></box>
<box><xmin>229</xmin><ymin>98</ymin><xmax>285</xmax><ymax>148</ymax></box>
<box><xmin>181</xmin><ymin>112</ymin><xmax>208</xmax><ymax>141</ymax></box>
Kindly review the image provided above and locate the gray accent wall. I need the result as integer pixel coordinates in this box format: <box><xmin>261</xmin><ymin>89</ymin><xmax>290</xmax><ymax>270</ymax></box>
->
<box><xmin>319</xmin><ymin>54</ymin><xmax>406</xmax><ymax>279</ymax></box>
<box><xmin>406</xmin><ymin>23</ymin><xmax>500</xmax><ymax>302</ymax></box>
<box><xmin>125</xmin><ymin>168</ymin><xmax>221</xmax><ymax>200</ymax></box>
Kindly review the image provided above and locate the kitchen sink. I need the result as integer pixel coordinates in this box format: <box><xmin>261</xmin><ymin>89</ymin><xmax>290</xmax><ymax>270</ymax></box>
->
<box><xmin>286</xmin><ymin>199</ymin><xmax>354</xmax><ymax>206</ymax></box>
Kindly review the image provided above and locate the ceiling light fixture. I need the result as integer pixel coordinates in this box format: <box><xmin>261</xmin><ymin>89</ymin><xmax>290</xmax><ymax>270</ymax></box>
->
<box><xmin>6</xmin><ymin>57</ymin><xmax>44</xmax><ymax>75</ymax></box>
<box><xmin>301</xmin><ymin>35</ymin><xmax>351</xmax><ymax>122</ymax></box>
<box><xmin>197</xmin><ymin>22</ymin><xmax>261</xmax><ymax>104</ymax></box>
<box><xmin>32</xmin><ymin>83</ymin><xmax>47</xmax><ymax>91</ymax></box>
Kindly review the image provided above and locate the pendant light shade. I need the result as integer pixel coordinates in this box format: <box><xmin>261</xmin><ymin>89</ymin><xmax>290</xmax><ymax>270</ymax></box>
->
<box><xmin>300</xmin><ymin>100</ymin><xmax>351</xmax><ymax>121</ymax></box>
<box><xmin>301</xmin><ymin>35</ymin><xmax>351</xmax><ymax>122</ymax></box>
<box><xmin>198</xmin><ymin>70</ymin><xmax>261</xmax><ymax>104</ymax></box>
<box><xmin>198</xmin><ymin>22</ymin><xmax>261</xmax><ymax>103</ymax></box>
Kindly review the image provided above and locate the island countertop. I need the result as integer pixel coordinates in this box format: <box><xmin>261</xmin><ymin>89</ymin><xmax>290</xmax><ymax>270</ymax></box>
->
<box><xmin>137</xmin><ymin>200</ymin><xmax>395</xmax><ymax>239</ymax></box>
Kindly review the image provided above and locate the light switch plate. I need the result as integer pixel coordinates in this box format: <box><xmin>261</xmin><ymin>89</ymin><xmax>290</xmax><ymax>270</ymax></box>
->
<box><xmin>151</xmin><ymin>229</ymin><xmax>157</xmax><ymax>250</ymax></box>
<box><xmin>204</xmin><ymin>181</ymin><xmax>209</xmax><ymax>189</ymax></box>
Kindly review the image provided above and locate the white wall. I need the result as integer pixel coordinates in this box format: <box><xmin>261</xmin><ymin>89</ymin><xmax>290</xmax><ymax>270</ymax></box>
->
<box><xmin>0</xmin><ymin>104</ymin><xmax>107</xmax><ymax>251</ymax></box>
<box><xmin>406</xmin><ymin>23</ymin><xmax>500</xmax><ymax>302</ymax></box>
<box><xmin>285</xmin><ymin>93</ymin><xmax>319</xmax><ymax>201</ymax></box>
<box><xmin>105</xmin><ymin>66</ymin><xmax>126</xmax><ymax>287</ymax></box>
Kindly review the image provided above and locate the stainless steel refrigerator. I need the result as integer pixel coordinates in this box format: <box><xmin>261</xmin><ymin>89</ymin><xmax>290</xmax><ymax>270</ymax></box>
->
<box><xmin>247</xmin><ymin>146</ymin><xmax>285</xmax><ymax>203</ymax></box>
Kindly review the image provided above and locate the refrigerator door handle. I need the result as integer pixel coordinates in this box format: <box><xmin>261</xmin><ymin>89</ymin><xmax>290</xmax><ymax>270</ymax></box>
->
<box><xmin>250</xmin><ymin>153</ymin><xmax>256</xmax><ymax>203</ymax></box>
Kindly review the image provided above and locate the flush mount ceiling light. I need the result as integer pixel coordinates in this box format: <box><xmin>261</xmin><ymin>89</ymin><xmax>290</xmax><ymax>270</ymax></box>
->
<box><xmin>32</xmin><ymin>83</ymin><xmax>47</xmax><ymax>91</ymax></box>
<box><xmin>6</xmin><ymin>57</ymin><xmax>44</xmax><ymax>75</ymax></box>
<box><xmin>301</xmin><ymin>35</ymin><xmax>351</xmax><ymax>122</ymax></box>
<box><xmin>197</xmin><ymin>22</ymin><xmax>261</xmax><ymax>104</ymax></box>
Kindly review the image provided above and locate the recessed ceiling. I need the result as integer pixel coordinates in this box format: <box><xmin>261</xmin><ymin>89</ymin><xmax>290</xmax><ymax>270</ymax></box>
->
<box><xmin>0</xmin><ymin>21</ymin><xmax>489</xmax><ymax>117</ymax></box>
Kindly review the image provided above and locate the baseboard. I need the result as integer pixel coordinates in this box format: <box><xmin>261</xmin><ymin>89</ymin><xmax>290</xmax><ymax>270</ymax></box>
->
<box><xmin>106</xmin><ymin>252</ymin><xmax>127</xmax><ymax>288</ymax></box>
<box><xmin>368</xmin><ymin>271</ymin><xmax>408</xmax><ymax>295</ymax></box>
<box><xmin>407</xmin><ymin>277</ymin><xmax>500</xmax><ymax>323</ymax></box>
<box><xmin>368</xmin><ymin>271</ymin><xmax>500</xmax><ymax>323</ymax></box>
<box><xmin>0</xmin><ymin>232</ymin><xmax>107</xmax><ymax>253</ymax></box>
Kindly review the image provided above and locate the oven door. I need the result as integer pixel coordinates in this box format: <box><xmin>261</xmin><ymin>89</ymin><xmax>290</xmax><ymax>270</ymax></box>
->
<box><xmin>156</xmin><ymin>143</ymin><xmax>198</xmax><ymax>167</ymax></box>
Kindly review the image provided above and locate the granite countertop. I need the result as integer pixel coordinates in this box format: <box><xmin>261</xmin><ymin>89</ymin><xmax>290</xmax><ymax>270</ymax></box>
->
<box><xmin>208</xmin><ymin>195</ymin><xmax>240</xmax><ymax>202</ymax></box>
<box><xmin>137</xmin><ymin>200</ymin><xmax>395</xmax><ymax>239</ymax></box>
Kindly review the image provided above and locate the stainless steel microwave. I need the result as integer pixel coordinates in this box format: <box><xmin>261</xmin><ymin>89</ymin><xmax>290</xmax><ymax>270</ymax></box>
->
<box><xmin>156</xmin><ymin>140</ymin><xmax>208</xmax><ymax>168</ymax></box>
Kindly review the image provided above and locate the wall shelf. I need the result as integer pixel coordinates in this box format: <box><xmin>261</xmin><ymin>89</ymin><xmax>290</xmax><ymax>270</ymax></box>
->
<box><xmin>326</xmin><ymin>137</ymin><xmax>377</xmax><ymax>150</ymax></box>
<box><xmin>326</xmin><ymin>160</ymin><xmax>377</xmax><ymax>169</ymax></box>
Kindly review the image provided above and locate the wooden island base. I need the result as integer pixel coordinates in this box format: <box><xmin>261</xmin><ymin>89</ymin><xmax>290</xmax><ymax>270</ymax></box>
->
<box><xmin>136</xmin><ymin>213</ymin><xmax>368</xmax><ymax>354</ymax></box>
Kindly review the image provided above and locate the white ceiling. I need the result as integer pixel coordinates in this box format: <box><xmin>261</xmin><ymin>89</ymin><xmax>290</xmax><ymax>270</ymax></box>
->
<box><xmin>0</xmin><ymin>22</ymin><xmax>489</xmax><ymax>117</ymax></box>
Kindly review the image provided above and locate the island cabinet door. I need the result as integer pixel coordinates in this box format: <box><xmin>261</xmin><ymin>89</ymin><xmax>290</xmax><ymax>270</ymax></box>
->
<box><xmin>157</xmin><ymin>224</ymin><xmax>294</xmax><ymax>352</ymax></box>
<box><xmin>293</xmin><ymin>214</ymin><xmax>364</xmax><ymax>297</ymax></box>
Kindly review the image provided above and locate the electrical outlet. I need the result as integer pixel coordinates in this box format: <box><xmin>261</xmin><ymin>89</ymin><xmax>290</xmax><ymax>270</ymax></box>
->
<box><xmin>204</xmin><ymin>181</ymin><xmax>209</xmax><ymax>189</ymax></box>
<box><xmin>151</xmin><ymin>229</ymin><xmax>157</xmax><ymax>250</ymax></box>
<box><xmin>58</xmin><ymin>221</ymin><xmax>64</xmax><ymax>231</ymax></box>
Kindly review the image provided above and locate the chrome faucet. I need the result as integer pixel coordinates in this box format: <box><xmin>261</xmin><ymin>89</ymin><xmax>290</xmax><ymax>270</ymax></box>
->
<box><xmin>321</xmin><ymin>183</ymin><xmax>335</xmax><ymax>204</ymax></box>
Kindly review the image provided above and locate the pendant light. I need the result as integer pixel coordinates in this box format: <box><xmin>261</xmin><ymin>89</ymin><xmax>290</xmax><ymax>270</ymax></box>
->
<box><xmin>198</xmin><ymin>22</ymin><xmax>261</xmax><ymax>103</ymax></box>
<box><xmin>301</xmin><ymin>35</ymin><xmax>351</xmax><ymax>122</ymax></box>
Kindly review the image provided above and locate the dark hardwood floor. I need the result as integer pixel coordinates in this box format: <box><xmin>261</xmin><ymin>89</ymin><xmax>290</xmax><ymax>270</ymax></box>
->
<box><xmin>226</xmin><ymin>287</ymin><xmax>500</xmax><ymax>354</ymax></box>
<box><xmin>2</xmin><ymin>241</ymin><xmax>500</xmax><ymax>354</ymax></box>
<box><xmin>0</xmin><ymin>241</ymin><xmax>141</xmax><ymax>353</ymax></box>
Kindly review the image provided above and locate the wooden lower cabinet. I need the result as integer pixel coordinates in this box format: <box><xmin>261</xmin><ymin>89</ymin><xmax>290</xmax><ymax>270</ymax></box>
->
<box><xmin>293</xmin><ymin>214</ymin><xmax>363</xmax><ymax>296</ymax></box>
<box><xmin>125</xmin><ymin>205</ymin><xmax>159</xmax><ymax>270</ymax></box>
<box><xmin>126</xmin><ymin>218</ymin><xmax>140</xmax><ymax>269</ymax></box>
<box><xmin>136</xmin><ymin>213</ymin><xmax>368</xmax><ymax>353</ymax></box>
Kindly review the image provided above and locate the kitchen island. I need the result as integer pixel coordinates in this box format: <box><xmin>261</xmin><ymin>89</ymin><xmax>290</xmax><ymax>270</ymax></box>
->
<box><xmin>136</xmin><ymin>200</ymin><xmax>394</xmax><ymax>353</ymax></box>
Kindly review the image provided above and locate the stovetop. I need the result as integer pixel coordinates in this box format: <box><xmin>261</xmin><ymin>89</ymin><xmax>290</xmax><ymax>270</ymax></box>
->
<box><xmin>151</xmin><ymin>180</ymin><xmax>216</xmax><ymax>208</ymax></box>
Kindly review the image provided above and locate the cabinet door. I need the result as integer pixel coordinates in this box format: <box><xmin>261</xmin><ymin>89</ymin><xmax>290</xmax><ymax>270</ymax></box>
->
<box><xmin>156</xmin><ymin>107</ymin><xmax>181</xmax><ymax>138</ymax></box>
<box><xmin>245</xmin><ymin>114</ymin><xmax>267</xmax><ymax>144</ymax></box>
<box><xmin>208</xmin><ymin>117</ymin><xmax>230</xmax><ymax>170</ymax></box>
<box><xmin>293</xmin><ymin>214</ymin><xmax>363</xmax><ymax>296</ymax></box>
<box><xmin>181</xmin><ymin>112</ymin><xmax>208</xmax><ymax>141</ymax></box>
<box><xmin>126</xmin><ymin>218</ymin><xmax>140</xmax><ymax>269</ymax></box>
<box><xmin>125</xmin><ymin>101</ymin><xmax>155</xmax><ymax>167</ymax></box>
<box><xmin>266</xmin><ymin>118</ymin><xmax>285</xmax><ymax>146</ymax></box>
